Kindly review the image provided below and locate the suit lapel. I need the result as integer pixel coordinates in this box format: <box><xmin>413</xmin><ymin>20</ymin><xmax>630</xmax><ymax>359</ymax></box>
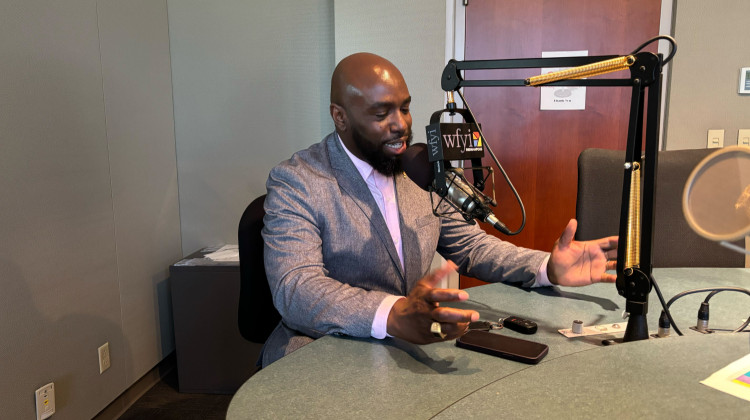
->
<box><xmin>326</xmin><ymin>134</ymin><xmax>405</xmax><ymax>280</ymax></box>
<box><xmin>395</xmin><ymin>172</ymin><xmax>424</xmax><ymax>287</ymax></box>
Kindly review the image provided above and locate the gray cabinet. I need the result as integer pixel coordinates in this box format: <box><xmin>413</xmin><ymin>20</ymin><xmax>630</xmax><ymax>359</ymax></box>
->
<box><xmin>169</xmin><ymin>248</ymin><xmax>262</xmax><ymax>394</ymax></box>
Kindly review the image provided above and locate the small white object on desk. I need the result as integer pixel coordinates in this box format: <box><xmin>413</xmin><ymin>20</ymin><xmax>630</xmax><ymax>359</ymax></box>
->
<box><xmin>572</xmin><ymin>320</ymin><xmax>583</xmax><ymax>334</ymax></box>
<box><xmin>559</xmin><ymin>321</ymin><xmax>628</xmax><ymax>338</ymax></box>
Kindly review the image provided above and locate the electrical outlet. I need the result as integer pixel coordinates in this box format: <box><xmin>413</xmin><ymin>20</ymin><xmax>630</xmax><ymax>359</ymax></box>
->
<box><xmin>35</xmin><ymin>382</ymin><xmax>55</xmax><ymax>420</ymax></box>
<box><xmin>739</xmin><ymin>129</ymin><xmax>750</xmax><ymax>147</ymax></box>
<box><xmin>98</xmin><ymin>342</ymin><xmax>110</xmax><ymax>374</ymax></box>
<box><xmin>707</xmin><ymin>129</ymin><xmax>724</xmax><ymax>148</ymax></box>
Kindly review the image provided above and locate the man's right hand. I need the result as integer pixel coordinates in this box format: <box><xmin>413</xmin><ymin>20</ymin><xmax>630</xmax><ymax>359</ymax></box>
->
<box><xmin>386</xmin><ymin>261</ymin><xmax>479</xmax><ymax>344</ymax></box>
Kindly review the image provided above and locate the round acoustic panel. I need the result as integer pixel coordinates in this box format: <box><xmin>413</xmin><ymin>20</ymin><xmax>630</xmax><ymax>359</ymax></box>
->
<box><xmin>683</xmin><ymin>146</ymin><xmax>750</xmax><ymax>242</ymax></box>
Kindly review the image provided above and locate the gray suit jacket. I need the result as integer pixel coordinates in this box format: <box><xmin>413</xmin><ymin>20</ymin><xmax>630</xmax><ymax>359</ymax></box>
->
<box><xmin>261</xmin><ymin>133</ymin><xmax>548</xmax><ymax>366</ymax></box>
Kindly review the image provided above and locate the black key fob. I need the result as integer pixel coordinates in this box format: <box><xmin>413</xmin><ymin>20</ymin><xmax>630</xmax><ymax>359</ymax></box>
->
<box><xmin>502</xmin><ymin>316</ymin><xmax>537</xmax><ymax>334</ymax></box>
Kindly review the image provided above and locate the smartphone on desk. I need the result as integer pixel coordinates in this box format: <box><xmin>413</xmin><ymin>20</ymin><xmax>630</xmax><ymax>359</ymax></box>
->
<box><xmin>456</xmin><ymin>330</ymin><xmax>549</xmax><ymax>364</ymax></box>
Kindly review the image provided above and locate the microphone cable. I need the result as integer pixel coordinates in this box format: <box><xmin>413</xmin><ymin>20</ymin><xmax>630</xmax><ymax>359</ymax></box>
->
<box><xmin>699</xmin><ymin>290</ymin><xmax>750</xmax><ymax>333</ymax></box>
<box><xmin>651</xmin><ymin>284</ymin><xmax>750</xmax><ymax>337</ymax></box>
<box><xmin>454</xmin><ymin>88</ymin><xmax>526</xmax><ymax>236</ymax></box>
<box><xmin>629</xmin><ymin>35</ymin><xmax>677</xmax><ymax>64</ymax></box>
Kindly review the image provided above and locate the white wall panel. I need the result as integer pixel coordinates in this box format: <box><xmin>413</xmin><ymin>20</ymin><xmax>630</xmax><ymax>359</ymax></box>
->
<box><xmin>168</xmin><ymin>0</ymin><xmax>335</xmax><ymax>253</ymax></box>
<box><xmin>334</xmin><ymin>0</ymin><xmax>447</xmax><ymax>141</ymax></box>
<box><xmin>97</xmin><ymin>0</ymin><xmax>182</xmax><ymax>384</ymax></box>
<box><xmin>0</xmin><ymin>1</ymin><xmax>126</xmax><ymax>418</ymax></box>
<box><xmin>666</xmin><ymin>0</ymin><xmax>750</xmax><ymax>149</ymax></box>
<box><xmin>1</xmin><ymin>0</ymin><xmax>182</xmax><ymax>418</ymax></box>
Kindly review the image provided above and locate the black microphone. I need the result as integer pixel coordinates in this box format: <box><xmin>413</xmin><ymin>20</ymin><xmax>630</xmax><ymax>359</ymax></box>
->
<box><xmin>402</xmin><ymin>143</ymin><xmax>511</xmax><ymax>235</ymax></box>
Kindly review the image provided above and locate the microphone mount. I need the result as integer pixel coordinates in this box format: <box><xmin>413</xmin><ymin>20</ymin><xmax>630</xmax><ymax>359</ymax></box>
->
<box><xmin>429</xmin><ymin>167</ymin><xmax>497</xmax><ymax>226</ymax></box>
<box><xmin>437</xmin><ymin>35</ymin><xmax>677</xmax><ymax>342</ymax></box>
<box><xmin>426</xmin><ymin>107</ymin><xmax>487</xmax><ymax>196</ymax></box>
<box><xmin>424</xmin><ymin>106</ymin><xmax>498</xmax><ymax>227</ymax></box>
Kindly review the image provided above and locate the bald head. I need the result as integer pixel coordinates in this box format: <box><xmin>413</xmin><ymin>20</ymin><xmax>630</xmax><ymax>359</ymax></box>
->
<box><xmin>330</xmin><ymin>53</ymin><xmax>407</xmax><ymax>107</ymax></box>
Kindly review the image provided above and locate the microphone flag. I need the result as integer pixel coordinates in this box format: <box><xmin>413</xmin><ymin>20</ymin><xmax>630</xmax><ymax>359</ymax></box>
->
<box><xmin>424</xmin><ymin>122</ymin><xmax>484</xmax><ymax>163</ymax></box>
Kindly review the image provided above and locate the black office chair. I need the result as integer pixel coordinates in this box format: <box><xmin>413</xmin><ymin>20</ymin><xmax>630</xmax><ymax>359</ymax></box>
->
<box><xmin>237</xmin><ymin>194</ymin><xmax>281</xmax><ymax>343</ymax></box>
<box><xmin>576</xmin><ymin>148</ymin><xmax>744</xmax><ymax>267</ymax></box>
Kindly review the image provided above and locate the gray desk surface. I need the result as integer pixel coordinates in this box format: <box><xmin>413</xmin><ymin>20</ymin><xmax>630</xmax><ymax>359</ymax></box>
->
<box><xmin>227</xmin><ymin>268</ymin><xmax>750</xmax><ymax>419</ymax></box>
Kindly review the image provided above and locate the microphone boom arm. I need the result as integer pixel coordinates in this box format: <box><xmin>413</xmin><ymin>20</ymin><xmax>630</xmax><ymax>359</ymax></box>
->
<box><xmin>438</xmin><ymin>36</ymin><xmax>676</xmax><ymax>342</ymax></box>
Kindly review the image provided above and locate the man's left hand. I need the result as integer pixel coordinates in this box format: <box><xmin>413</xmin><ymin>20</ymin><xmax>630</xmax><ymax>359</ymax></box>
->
<box><xmin>548</xmin><ymin>219</ymin><xmax>618</xmax><ymax>286</ymax></box>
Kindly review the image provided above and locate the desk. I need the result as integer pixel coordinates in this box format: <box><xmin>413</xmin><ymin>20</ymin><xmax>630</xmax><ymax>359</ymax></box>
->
<box><xmin>227</xmin><ymin>268</ymin><xmax>750</xmax><ymax>418</ymax></box>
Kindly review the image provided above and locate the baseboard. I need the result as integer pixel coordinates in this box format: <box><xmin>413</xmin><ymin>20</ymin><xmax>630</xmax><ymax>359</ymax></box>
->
<box><xmin>92</xmin><ymin>352</ymin><xmax>176</xmax><ymax>420</ymax></box>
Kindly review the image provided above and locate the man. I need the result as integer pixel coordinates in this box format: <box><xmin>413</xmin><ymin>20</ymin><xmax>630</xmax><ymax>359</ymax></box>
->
<box><xmin>261</xmin><ymin>52</ymin><xmax>617</xmax><ymax>367</ymax></box>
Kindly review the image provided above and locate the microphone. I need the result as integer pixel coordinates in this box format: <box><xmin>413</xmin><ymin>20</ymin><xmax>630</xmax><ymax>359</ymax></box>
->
<box><xmin>402</xmin><ymin>143</ymin><xmax>511</xmax><ymax>235</ymax></box>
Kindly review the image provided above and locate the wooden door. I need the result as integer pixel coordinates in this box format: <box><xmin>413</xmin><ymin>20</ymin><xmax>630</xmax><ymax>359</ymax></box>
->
<box><xmin>460</xmin><ymin>0</ymin><xmax>661</xmax><ymax>288</ymax></box>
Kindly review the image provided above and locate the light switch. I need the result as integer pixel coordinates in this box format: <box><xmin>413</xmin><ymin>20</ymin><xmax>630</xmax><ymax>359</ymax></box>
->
<box><xmin>739</xmin><ymin>129</ymin><xmax>750</xmax><ymax>147</ymax></box>
<box><xmin>707</xmin><ymin>129</ymin><xmax>724</xmax><ymax>148</ymax></box>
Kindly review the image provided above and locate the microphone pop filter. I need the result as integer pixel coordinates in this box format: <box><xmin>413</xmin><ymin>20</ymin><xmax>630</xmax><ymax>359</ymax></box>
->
<box><xmin>683</xmin><ymin>146</ymin><xmax>750</xmax><ymax>241</ymax></box>
<box><xmin>401</xmin><ymin>143</ymin><xmax>434</xmax><ymax>191</ymax></box>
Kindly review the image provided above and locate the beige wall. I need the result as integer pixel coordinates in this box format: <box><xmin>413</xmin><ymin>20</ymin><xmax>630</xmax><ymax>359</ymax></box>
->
<box><xmin>665</xmin><ymin>0</ymin><xmax>750</xmax><ymax>149</ymax></box>
<box><xmin>334</xmin><ymin>0</ymin><xmax>448</xmax><ymax>139</ymax></box>
<box><xmin>0</xmin><ymin>1</ymin><xmax>180</xmax><ymax>419</ymax></box>
<box><xmin>168</xmin><ymin>0</ymin><xmax>335</xmax><ymax>255</ymax></box>
<box><xmin>169</xmin><ymin>0</ymin><xmax>447</xmax><ymax>255</ymax></box>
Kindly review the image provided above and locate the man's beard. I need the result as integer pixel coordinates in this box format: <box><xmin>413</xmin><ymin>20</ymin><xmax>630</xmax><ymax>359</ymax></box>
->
<box><xmin>351</xmin><ymin>126</ymin><xmax>412</xmax><ymax>176</ymax></box>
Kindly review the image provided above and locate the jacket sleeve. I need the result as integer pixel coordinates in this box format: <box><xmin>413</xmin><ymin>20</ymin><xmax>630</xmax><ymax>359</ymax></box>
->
<box><xmin>435</xmin><ymin>201</ymin><xmax>550</xmax><ymax>288</ymax></box>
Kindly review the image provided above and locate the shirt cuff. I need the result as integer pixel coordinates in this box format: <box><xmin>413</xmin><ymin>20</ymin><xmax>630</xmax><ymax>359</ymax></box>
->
<box><xmin>534</xmin><ymin>255</ymin><xmax>553</xmax><ymax>287</ymax></box>
<box><xmin>371</xmin><ymin>295</ymin><xmax>404</xmax><ymax>339</ymax></box>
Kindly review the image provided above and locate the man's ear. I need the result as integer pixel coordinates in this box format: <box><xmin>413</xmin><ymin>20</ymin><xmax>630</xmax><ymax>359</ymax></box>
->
<box><xmin>330</xmin><ymin>103</ymin><xmax>347</xmax><ymax>132</ymax></box>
